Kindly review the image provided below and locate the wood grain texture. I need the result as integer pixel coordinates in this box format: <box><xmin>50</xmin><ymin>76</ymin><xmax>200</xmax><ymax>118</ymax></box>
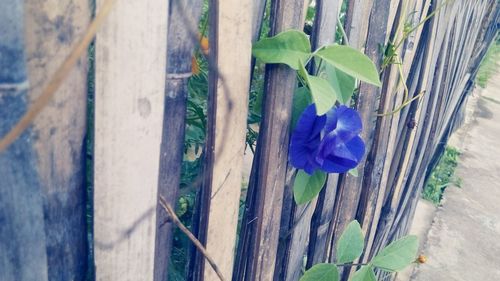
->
<box><xmin>328</xmin><ymin>0</ymin><xmax>390</xmax><ymax>269</ymax></box>
<box><xmin>357</xmin><ymin>0</ymin><xmax>431</xmax><ymax>262</ymax></box>
<box><xmin>372</xmin><ymin>0</ymin><xmax>447</xmax><ymax>255</ymax></box>
<box><xmin>195</xmin><ymin>0</ymin><xmax>253</xmax><ymax>279</ymax></box>
<box><xmin>233</xmin><ymin>0</ymin><xmax>307</xmax><ymax>280</ymax></box>
<box><xmin>23</xmin><ymin>0</ymin><xmax>91</xmax><ymax>279</ymax></box>
<box><xmin>93</xmin><ymin>0</ymin><xmax>168</xmax><ymax>280</ymax></box>
<box><xmin>344</xmin><ymin>0</ymin><xmax>374</xmax><ymax>49</ymax></box>
<box><xmin>307</xmin><ymin>175</ymin><xmax>339</xmax><ymax>266</ymax></box>
<box><xmin>154</xmin><ymin>0</ymin><xmax>202</xmax><ymax>280</ymax></box>
<box><xmin>0</xmin><ymin>1</ymin><xmax>49</xmax><ymax>280</ymax></box>
<box><xmin>278</xmin><ymin>0</ymin><xmax>341</xmax><ymax>275</ymax></box>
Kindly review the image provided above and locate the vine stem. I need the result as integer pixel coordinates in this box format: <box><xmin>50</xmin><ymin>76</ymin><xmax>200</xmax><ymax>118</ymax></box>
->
<box><xmin>337</xmin><ymin>17</ymin><xmax>349</xmax><ymax>46</ymax></box>
<box><xmin>336</xmin><ymin>262</ymin><xmax>370</xmax><ymax>267</ymax></box>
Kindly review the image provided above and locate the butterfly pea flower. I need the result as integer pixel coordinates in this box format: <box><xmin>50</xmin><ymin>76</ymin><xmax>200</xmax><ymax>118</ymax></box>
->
<box><xmin>289</xmin><ymin>104</ymin><xmax>365</xmax><ymax>174</ymax></box>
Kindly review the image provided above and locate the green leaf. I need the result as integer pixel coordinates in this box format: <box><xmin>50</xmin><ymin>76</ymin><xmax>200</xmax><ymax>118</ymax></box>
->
<box><xmin>348</xmin><ymin>168</ymin><xmax>359</xmax><ymax>177</ymax></box>
<box><xmin>292</xmin><ymin>87</ymin><xmax>312</xmax><ymax>129</ymax></box>
<box><xmin>298</xmin><ymin>61</ymin><xmax>337</xmax><ymax>115</ymax></box>
<box><xmin>336</xmin><ymin>220</ymin><xmax>365</xmax><ymax>264</ymax></box>
<box><xmin>315</xmin><ymin>45</ymin><xmax>381</xmax><ymax>86</ymax></box>
<box><xmin>252</xmin><ymin>30</ymin><xmax>311</xmax><ymax>70</ymax></box>
<box><xmin>293</xmin><ymin>170</ymin><xmax>327</xmax><ymax>205</ymax></box>
<box><xmin>323</xmin><ymin>64</ymin><xmax>356</xmax><ymax>105</ymax></box>
<box><xmin>300</xmin><ymin>263</ymin><xmax>339</xmax><ymax>281</ymax></box>
<box><xmin>350</xmin><ymin>266</ymin><xmax>376</xmax><ymax>281</ymax></box>
<box><xmin>372</xmin><ymin>235</ymin><xmax>419</xmax><ymax>272</ymax></box>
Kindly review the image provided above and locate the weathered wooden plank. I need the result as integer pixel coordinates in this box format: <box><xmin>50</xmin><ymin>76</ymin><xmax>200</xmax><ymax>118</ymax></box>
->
<box><xmin>391</xmin><ymin>3</ymin><xmax>494</xmax><ymax>237</ymax></box>
<box><xmin>381</xmin><ymin>0</ymin><xmax>494</xmax><ymax>251</ymax></box>
<box><xmin>307</xmin><ymin>176</ymin><xmax>339</xmax><ymax>266</ymax></box>
<box><xmin>253</xmin><ymin>0</ymin><xmax>269</xmax><ymax>42</ymax></box>
<box><xmin>311</xmin><ymin>0</ymin><xmax>342</xmax><ymax>49</ymax></box>
<box><xmin>371</xmin><ymin>0</ymin><xmax>450</xmax><ymax>256</ymax></box>
<box><xmin>344</xmin><ymin>0</ymin><xmax>375</xmax><ymax>49</ymax></box>
<box><xmin>273</xmin><ymin>166</ymin><xmax>301</xmax><ymax>280</ymax></box>
<box><xmin>354</xmin><ymin>0</ymin><xmax>404</xmax><ymax>257</ymax></box>
<box><xmin>192</xmin><ymin>0</ymin><xmax>254</xmax><ymax>279</ymax></box>
<box><xmin>154</xmin><ymin>0</ymin><xmax>203</xmax><ymax>280</ymax></box>
<box><xmin>0</xmin><ymin>1</ymin><xmax>49</xmax><ymax>280</ymax></box>
<box><xmin>93</xmin><ymin>1</ymin><xmax>168</xmax><ymax>280</ymax></box>
<box><xmin>325</xmin><ymin>2</ymin><xmax>378</xmax><ymax>262</ymax></box>
<box><xmin>328</xmin><ymin>0</ymin><xmax>390</xmax><ymax>268</ymax></box>
<box><xmin>305</xmin><ymin>0</ymin><xmax>342</xmax><ymax>268</ymax></box>
<box><xmin>233</xmin><ymin>0</ymin><xmax>308</xmax><ymax>279</ymax></box>
<box><xmin>358</xmin><ymin>0</ymin><xmax>431</xmax><ymax>262</ymax></box>
<box><xmin>273</xmin><ymin>1</ymin><xmax>342</xmax><ymax>278</ymax></box>
<box><xmin>23</xmin><ymin>0</ymin><xmax>90</xmax><ymax>279</ymax></box>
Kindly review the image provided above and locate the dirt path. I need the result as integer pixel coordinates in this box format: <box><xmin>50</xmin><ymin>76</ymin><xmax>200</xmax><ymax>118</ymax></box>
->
<box><xmin>407</xmin><ymin>68</ymin><xmax>500</xmax><ymax>280</ymax></box>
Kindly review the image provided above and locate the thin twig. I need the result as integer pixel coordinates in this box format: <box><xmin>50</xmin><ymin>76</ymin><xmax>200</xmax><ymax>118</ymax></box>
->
<box><xmin>158</xmin><ymin>195</ymin><xmax>227</xmax><ymax>281</ymax></box>
<box><xmin>0</xmin><ymin>0</ymin><xmax>118</xmax><ymax>152</ymax></box>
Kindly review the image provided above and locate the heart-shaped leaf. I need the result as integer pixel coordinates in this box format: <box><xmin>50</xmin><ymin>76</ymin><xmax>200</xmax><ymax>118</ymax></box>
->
<box><xmin>336</xmin><ymin>220</ymin><xmax>365</xmax><ymax>264</ymax></box>
<box><xmin>372</xmin><ymin>235</ymin><xmax>419</xmax><ymax>272</ymax></box>
<box><xmin>293</xmin><ymin>170</ymin><xmax>327</xmax><ymax>205</ymax></box>
<box><xmin>253</xmin><ymin>30</ymin><xmax>311</xmax><ymax>70</ymax></box>
<box><xmin>298</xmin><ymin>61</ymin><xmax>337</xmax><ymax>115</ymax></box>
<box><xmin>350</xmin><ymin>266</ymin><xmax>376</xmax><ymax>281</ymax></box>
<box><xmin>323</xmin><ymin>64</ymin><xmax>356</xmax><ymax>105</ymax></box>
<box><xmin>315</xmin><ymin>45</ymin><xmax>381</xmax><ymax>86</ymax></box>
<box><xmin>300</xmin><ymin>263</ymin><xmax>339</xmax><ymax>281</ymax></box>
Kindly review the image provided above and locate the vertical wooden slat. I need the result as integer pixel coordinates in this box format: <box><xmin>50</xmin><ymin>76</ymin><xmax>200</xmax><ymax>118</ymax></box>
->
<box><xmin>154</xmin><ymin>0</ymin><xmax>203</xmax><ymax>280</ymax></box>
<box><xmin>390</xmin><ymin>1</ymin><xmax>495</xmax><ymax>238</ymax></box>
<box><xmin>252</xmin><ymin>0</ymin><xmax>269</xmax><ymax>42</ymax></box>
<box><xmin>0</xmin><ymin>1</ymin><xmax>49</xmax><ymax>280</ymax></box>
<box><xmin>344</xmin><ymin>0</ymin><xmax>374</xmax><ymax>49</ymax></box>
<box><xmin>306</xmin><ymin>0</ymin><xmax>343</xmax><ymax>262</ymax></box>
<box><xmin>276</xmin><ymin>0</ymin><xmax>342</xmax><ymax>277</ymax></box>
<box><xmin>328</xmin><ymin>0</ymin><xmax>390</xmax><ymax>267</ymax></box>
<box><xmin>93</xmin><ymin>0</ymin><xmax>168</xmax><ymax>280</ymax></box>
<box><xmin>234</xmin><ymin>0</ymin><xmax>307</xmax><ymax>280</ymax></box>
<box><xmin>192</xmin><ymin>0</ymin><xmax>253</xmax><ymax>280</ymax></box>
<box><xmin>23</xmin><ymin>0</ymin><xmax>91</xmax><ymax>279</ymax></box>
<box><xmin>395</xmin><ymin>3</ymin><xmax>498</xmax><ymax>241</ymax></box>
<box><xmin>357</xmin><ymin>0</ymin><xmax>431</xmax><ymax>262</ymax></box>
<box><xmin>372</xmin><ymin>0</ymin><xmax>449</xmax><ymax>255</ymax></box>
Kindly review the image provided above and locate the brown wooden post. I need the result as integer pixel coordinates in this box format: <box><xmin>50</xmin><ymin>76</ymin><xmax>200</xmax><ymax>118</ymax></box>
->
<box><xmin>153</xmin><ymin>0</ymin><xmax>203</xmax><ymax>280</ymax></box>
<box><xmin>233</xmin><ymin>0</ymin><xmax>308</xmax><ymax>280</ymax></box>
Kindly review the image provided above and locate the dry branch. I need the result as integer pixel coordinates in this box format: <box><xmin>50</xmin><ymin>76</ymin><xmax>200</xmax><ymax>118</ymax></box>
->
<box><xmin>0</xmin><ymin>0</ymin><xmax>117</xmax><ymax>152</ymax></box>
<box><xmin>158</xmin><ymin>196</ymin><xmax>227</xmax><ymax>281</ymax></box>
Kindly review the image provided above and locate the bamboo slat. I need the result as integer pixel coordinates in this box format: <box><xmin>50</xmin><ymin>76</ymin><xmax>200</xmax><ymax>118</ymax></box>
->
<box><xmin>0</xmin><ymin>1</ymin><xmax>49</xmax><ymax>280</ymax></box>
<box><xmin>233</xmin><ymin>0</ymin><xmax>308</xmax><ymax>279</ymax></box>
<box><xmin>194</xmin><ymin>0</ymin><xmax>254</xmax><ymax>279</ymax></box>
<box><xmin>154</xmin><ymin>1</ymin><xmax>203</xmax><ymax>280</ymax></box>
<box><xmin>93</xmin><ymin>1</ymin><xmax>168</xmax><ymax>279</ymax></box>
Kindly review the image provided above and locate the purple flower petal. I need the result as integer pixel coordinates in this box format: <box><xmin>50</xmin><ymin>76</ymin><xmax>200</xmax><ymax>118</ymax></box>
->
<box><xmin>289</xmin><ymin>104</ymin><xmax>325</xmax><ymax>174</ymax></box>
<box><xmin>319</xmin><ymin>136</ymin><xmax>365</xmax><ymax>173</ymax></box>
<box><xmin>289</xmin><ymin>104</ymin><xmax>365</xmax><ymax>175</ymax></box>
<box><xmin>324</xmin><ymin>105</ymin><xmax>362</xmax><ymax>143</ymax></box>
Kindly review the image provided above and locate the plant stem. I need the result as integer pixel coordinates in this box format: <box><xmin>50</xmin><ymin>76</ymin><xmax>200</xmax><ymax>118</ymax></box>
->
<box><xmin>336</xmin><ymin>262</ymin><xmax>370</xmax><ymax>267</ymax></box>
<box><xmin>337</xmin><ymin>17</ymin><xmax>349</xmax><ymax>46</ymax></box>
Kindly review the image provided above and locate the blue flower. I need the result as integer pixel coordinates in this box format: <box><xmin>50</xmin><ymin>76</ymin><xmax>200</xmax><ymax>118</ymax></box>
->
<box><xmin>289</xmin><ymin>104</ymin><xmax>365</xmax><ymax>174</ymax></box>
